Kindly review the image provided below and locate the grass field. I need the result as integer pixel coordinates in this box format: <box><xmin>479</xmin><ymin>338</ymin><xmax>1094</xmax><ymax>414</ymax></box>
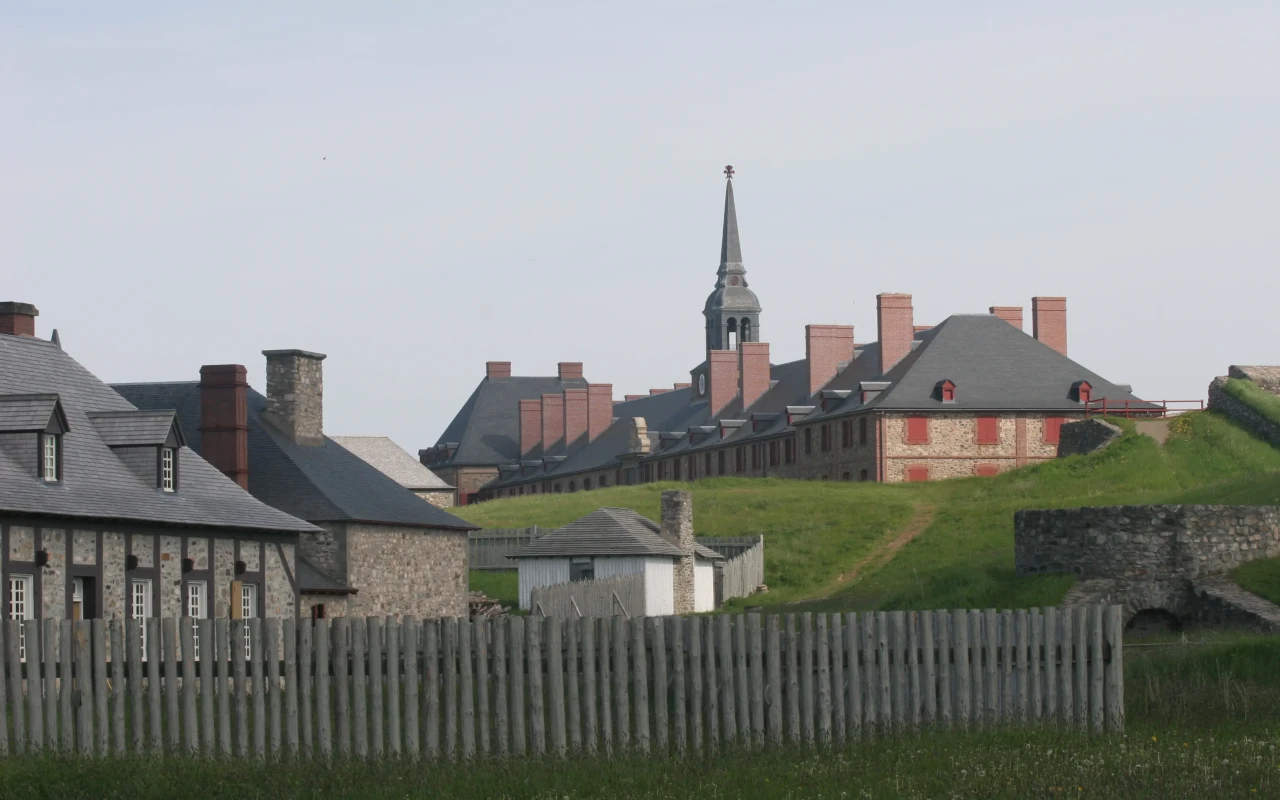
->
<box><xmin>6</xmin><ymin>633</ymin><xmax>1280</xmax><ymax>799</ymax></box>
<box><xmin>460</xmin><ymin>410</ymin><xmax>1280</xmax><ymax>613</ymax></box>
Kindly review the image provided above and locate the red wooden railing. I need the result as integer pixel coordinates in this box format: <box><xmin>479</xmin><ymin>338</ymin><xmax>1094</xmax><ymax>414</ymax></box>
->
<box><xmin>1083</xmin><ymin>398</ymin><xmax>1204</xmax><ymax>419</ymax></box>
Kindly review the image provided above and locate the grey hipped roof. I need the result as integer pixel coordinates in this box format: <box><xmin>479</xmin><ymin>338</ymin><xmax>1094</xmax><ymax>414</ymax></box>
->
<box><xmin>330</xmin><ymin>436</ymin><xmax>453</xmax><ymax>491</ymax></box>
<box><xmin>112</xmin><ymin>382</ymin><xmax>477</xmax><ymax>532</ymax></box>
<box><xmin>513</xmin><ymin>507</ymin><xmax>723</xmax><ymax>560</ymax></box>
<box><xmin>0</xmin><ymin>334</ymin><xmax>315</xmax><ymax>534</ymax></box>
<box><xmin>87</xmin><ymin>410</ymin><xmax>185</xmax><ymax>448</ymax></box>
<box><xmin>433</xmin><ymin>374</ymin><xmax>589</xmax><ymax>466</ymax></box>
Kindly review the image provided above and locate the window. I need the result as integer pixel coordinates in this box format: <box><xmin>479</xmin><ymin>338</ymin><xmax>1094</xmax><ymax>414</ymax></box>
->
<box><xmin>238</xmin><ymin>583</ymin><xmax>257</xmax><ymax>659</ymax></box>
<box><xmin>583</xmin><ymin>478</ymin><xmax>591</xmax><ymax>491</ymax></box>
<box><xmin>785</xmin><ymin>437</ymin><xmax>794</xmax><ymax>464</ymax></box>
<box><xmin>821</xmin><ymin>424</ymin><xmax>831</xmax><ymax>452</ymax></box>
<box><xmin>311</xmin><ymin>604</ymin><xmax>326</xmax><ymax>620</ymax></box>
<box><xmin>804</xmin><ymin>428</ymin><xmax>813</xmax><ymax>454</ymax></box>
<box><xmin>859</xmin><ymin>418</ymin><xmax>868</xmax><ymax>445</ymax></box>
<box><xmin>568</xmin><ymin>480</ymin><xmax>576</xmax><ymax>492</ymax></box>
<box><xmin>842</xmin><ymin>472</ymin><xmax>851</xmax><ymax>481</ymax></box>
<box><xmin>8</xmin><ymin>575</ymin><xmax>33</xmax><ymax>660</ymax></box>
<box><xmin>859</xmin><ymin>469</ymin><xmax>869</xmax><ymax>482</ymax></box>
<box><xmin>160</xmin><ymin>447</ymin><xmax>176</xmax><ymax>492</ymax></box>
<box><xmin>72</xmin><ymin>577</ymin><xmax>85</xmax><ymax>620</ymax></box>
<box><xmin>42</xmin><ymin>433</ymin><xmax>59</xmax><ymax>481</ymax></box>
<box><xmin>769</xmin><ymin>440</ymin><xmax>779</xmax><ymax>467</ymax></box>
<box><xmin>718</xmin><ymin>450</ymin><xmax>726</xmax><ymax>475</ymax></box>
<box><xmin>705</xmin><ymin>453</ymin><xmax>712</xmax><ymax>477</ymax></box>
<box><xmin>976</xmin><ymin>416</ymin><xmax>999</xmax><ymax>445</ymax></box>
<box><xmin>1044</xmin><ymin>417</ymin><xmax>1066</xmax><ymax>444</ymax></box>
<box><xmin>187</xmin><ymin>580</ymin><xmax>207</xmax><ymax>659</ymax></box>
<box><xmin>735</xmin><ymin>447</ymin><xmax>744</xmax><ymax>472</ymax></box>
<box><xmin>554</xmin><ymin>483</ymin><xmax>562</xmax><ymax>493</ymax></box>
<box><xmin>132</xmin><ymin>579</ymin><xmax>153</xmax><ymax>656</ymax></box>
<box><xmin>750</xmin><ymin>445</ymin><xmax>758</xmax><ymax>470</ymax></box>
<box><xmin>673</xmin><ymin>459</ymin><xmax>682</xmax><ymax>481</ymax></box>
<box><xmin>940</xmin><ymin>380</ymin><xmax>956</xmax><ymax>402</ymax></box>
<box><xmin>841</xmin><ymin>420</ymin><xmax>852</xmax><ymax>448</ymax></box>
<box><xmin>905</xmin><ymin>416</ymin><xmax>930</xmax><ymax>445</ymax></box>
<box><xmin>570</xmin><ymin>557</ymin><xmax>595</xmax><ymax>582</ymax></box>
<box><xmin>976</xmin><ymin>464</ymin><xmax>1000</xmax><ymax>477</ymax></box>
<box><xmin>906</xmin><ymin>466</ymin><xmax>930</xmax><ymax>483</ymax></box>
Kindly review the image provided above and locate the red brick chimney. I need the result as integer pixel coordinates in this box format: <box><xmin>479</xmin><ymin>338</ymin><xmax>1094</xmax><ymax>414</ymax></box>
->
<box><xmin>649</xmin><ymin>388</ymin><xmax>670</xmax><ymax>395</ymax></box>
<box><xmin>0</xmin><ymin>302</ymin><xmax>38</xmax><ymax>337</ymax></box>
<box><xmin>558</xmin><ymin>362</ymin><xmax>584</xmax><ymax>381</ymax></box>
<box><xmin>587</xmin><ymin>384</ymin><xmax>613</xmax><ymax>442</ymax></box>
<box><xmin>877</xmin><ymin>293</ymin><xmax>914</xmax><ymax>374</ymax></box>
<box><xmin>486</xmin><ymin>361</ymin><xmax>512</xmax><ymax>380</ymax></box>
<box><xmin>1032</xmin><ymin>297</ymin><xmax>1068</xmax><ymax>356</ymax></box>
<box><xmin>739</xmin><ymin>341</ymin><xmax>771</xmax><ymax>410</ymax></box>
<box><xmin>199</xmin><ymin>364</ymin><xmax>249</xmax><ymax>489</ymax></box>
<box><xmin>563</xmin><ymin>387</ymin><xmax>588</xmax><ymax>451</ymax></box>
<box><xmin>518</xmin><ymin>398</ymin><xmax>542</xmax><ymax>457</ymax></box>
<box><xmin>540</xmin><ymin>392</ymin><xmax>565</xmax><ymax>454</ymax></box>
<box><xmin>989</xmin><ymin>306</ymin><xmax>1023</xmax><ymax>331</ymax></box>
<box><xmin>624</xmin><ymin>394</ymin><xmax>646</xmax><ymax>402</ymax></box>
<box><xmin>708</xmin><ymin>350</ymin><xmax>739</xmax><ymax>417</ymax></box>
<box><xmin>673</xmin><ymin>382</ymin><xmax>692</xmax><ymax>390</ymax></box>
<box><xmin>806</xmin><ymin>325</ymin><xmax>855</xmax><ymax>397</ymax></box>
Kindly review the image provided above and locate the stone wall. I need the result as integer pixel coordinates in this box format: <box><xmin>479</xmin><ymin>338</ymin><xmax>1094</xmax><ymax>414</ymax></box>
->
<box><xmin>342</xmin><ymin>523</ymin><xmax>468</xmax><ymax>618</ymax></box>
<box><xmin>1208</xmin><ymin>377</ymin><xmax>1280</xmax><ymax>448</ymax></box>
<box><xmin>661</xmin><ymin>490</ymin><xmax>695</xmax><ymax>615</ymax></box>
<box><xmin>414</xmin><ymin>488</ymin><xmax>456</xmax><ymax>509</ymax></box>
<box><xmin>1229</xmin><ymin>365</ymin><xmax>1280</xmax><ymax>395</ymax></box>
<box><xmin>1057</xmin><ymin>418</ymin><xmax>1123</xmax><ymax>457</ymax></box>
<box><xmin>1015</xmin><ymin>504</ymin><xmax>1280</xmax><ymax>581</ymax></box>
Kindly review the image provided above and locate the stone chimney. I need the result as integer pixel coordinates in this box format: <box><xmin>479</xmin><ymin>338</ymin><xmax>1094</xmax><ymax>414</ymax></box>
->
<box><xmin>806</xmin><ymin>325</ymin><xmax>855</xmax><ymax>397</ymax></box>
<box><xmin>486</xmin><ymin>361</ymin><xmax>511</xmax><ymax>380</ymax></box>
<box><xmin>739</xmin><ymin>341</ymin><xmax>771</xmax><ymax>410</ymax></box>
<box><xmin>660</xmin><ymin>490</ymin><xmax>695</xmax><ymax>615</ymax></box>
<box><xmin>587</xmin><ymin>384</ymin><xmax>613</xmax><ymax>442</ymax></box>
<box><xmin>877</xmin><ymin>293</ymin><xmax>914</xmax><ymax>374</ymax></box>
<box><xmin>540</xmin><ymin>392</ymin><xmax>565</xmax><ymax>455</ymax></box>
<box><xmin>518</xmin><ymin>398</ymin><xmax>542</xmax><ymax>457</ymax></box>
<box><xmin>708</xmin><ymin>349</ymin><xmax>739</xmax><ymax>417</ymax></box>
<box><xmin>262</xmin><ymin>349</ymin><xmax>326</xmax><ymax>446</ymax></box>
<box><xmin>563</xmin><ymin>387</ymin><xmax>589</xmax><ymax>451</ymax></box>
<box><xmin>990</xmin><ymin>306</ymin><xmax>1023</xmax><ymax>331</ymax></box>
<box><xmin>558</xmin><ymin>362</ymin><xmax>584</xmax><ymax>381</ymax></box>
<box><xmin>199</xmin><ymin>364</ymin><xmax>249</xmax><ymax>488</ymax></box>
<box><xmin>0</xmin><ymin>302</ymin><xmax>38</xmax><ymax>337</ymax></box>
<box><xmin>1032</xmin><ymin>297</ymin><xmax>1068</xmax><ymax>355</ymax></box>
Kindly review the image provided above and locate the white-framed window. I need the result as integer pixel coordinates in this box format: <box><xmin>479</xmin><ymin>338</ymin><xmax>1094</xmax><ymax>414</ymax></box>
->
<box><xmin>9</xmin><ymin>575</ymin><xmax>34</xmax><ymax>660</ymax></box>
<box><xmin>131</xmin><ymin>579</ymin><xmax>153</xmax><ymax>656</ymax></box>
<box><xmin>186</xmin><ymin>581</ymin><xmax>207</xmax><ymax>660</ymax></box>
<box><xmin>71</xmin><ymin>577</ymin><xmax>85</xmax><ymax>620</ymax></box>
<box><xmin>160</xmin><ymin>447</ymin><xmax>175</xmax><ymax>492</ymax></box>
<box><xmin>241</xmin><ymin>583</ymin><xmax>258</xmax><ymax>659</ymax></box>
<box><xmin>42</xmin><ymin>433</ymin><xmax>59</xmax><ymax>481</ymax></box>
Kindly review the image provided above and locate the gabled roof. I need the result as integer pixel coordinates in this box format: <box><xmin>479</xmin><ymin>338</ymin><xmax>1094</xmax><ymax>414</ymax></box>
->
<box><xmin>0</xmin><ymin>393</ymin><xmax>68</xmax><ymax>432</ymax></box>
<box><xmin>0</xmin><ymin>334</ymin><xmax>315</xmax><ymax>533</ymax></box>
<box><xmin>331</xmin><ymin>436</ymin><xmax>453</xmax><ymax>491</ymax></box>
<box><xmin>112</xmin><ymin>382</ymin><xmax>477</xmax><ymax>532</ymax></box>
<box><xmin>432</xmin><ymin>374</ymin><xmax>588</xmax><ymax>466</ymax></box>
<box><xmin>513</xmin><ymin>507</ymin><xmax>722</xmax><ymax>559</ymax></box>
<box><xmin>87</xmin><ymin>410</ymin><xmax>184</xmax><ymax>448</ymax></box>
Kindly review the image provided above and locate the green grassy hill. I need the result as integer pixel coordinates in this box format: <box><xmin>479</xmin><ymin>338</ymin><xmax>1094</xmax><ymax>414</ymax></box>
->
<box><xmin>458</xmin><ymin>410</ymin><xmax>1280</xmax><ymax>612</ymax></box>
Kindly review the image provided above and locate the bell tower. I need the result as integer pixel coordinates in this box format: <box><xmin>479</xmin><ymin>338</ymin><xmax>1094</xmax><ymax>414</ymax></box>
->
<box><xmin>703</xmin><ymin>165</ymin><xmax>762</xmax><ymax>352</ymax></box>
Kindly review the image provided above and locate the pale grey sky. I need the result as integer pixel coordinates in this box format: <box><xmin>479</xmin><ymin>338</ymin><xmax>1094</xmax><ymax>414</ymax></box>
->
<box><xmin>4</xmin><ymin>2</ymin><xmax>1278</xmax><ymax>455</ymax></box>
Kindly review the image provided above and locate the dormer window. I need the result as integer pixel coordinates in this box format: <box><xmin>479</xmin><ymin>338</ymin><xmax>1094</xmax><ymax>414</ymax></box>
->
<box><xmin>42</xmin><ymin>433</ymin><xmax>60</xmax><ymax>482</ymax></box>
<box><xmin>937</xmin><ymin>379</ymin><xmax>957</xmax><ymax>403</ymax></box>
<box><xmin>1073</xmin><ymin>380</ymin><xmax>1093</xmax><ymax>404</ymax></box>
<box><xmin>161</xmin><ymin>447</ymin><xmax>176</xmax><ymax>492</ymax></box>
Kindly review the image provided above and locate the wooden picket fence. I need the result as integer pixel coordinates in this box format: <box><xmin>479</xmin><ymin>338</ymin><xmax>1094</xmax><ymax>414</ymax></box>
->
<box><xmin>0</xmin><ymin>606</ymin><xmax>1124</xmax><ymax>759</ymax></box>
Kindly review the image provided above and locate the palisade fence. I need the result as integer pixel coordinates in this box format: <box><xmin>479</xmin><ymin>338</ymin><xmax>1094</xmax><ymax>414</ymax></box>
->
<box><xmin>530</xmin><ymin>574</ymin><xmax>647</xmax><ymax>619</ymax></box>
<box><xmin>719</xmin><ymin>537</ymin><xmax>765</xmax><ymax>602</ymax></box>
<box><xmin>469</xmin><ymin>526</ymin><xmax>545</xmax><ymax>571</ymax></box>
<box><xmin>698</xmin><ymin>536</ymin><xmax>762</xmax><ymax>562</ymax></box>
<box><xmin>0</xmin><ymin>606</ymin><xmax>1123</xmax><ymax>760</ymax></box>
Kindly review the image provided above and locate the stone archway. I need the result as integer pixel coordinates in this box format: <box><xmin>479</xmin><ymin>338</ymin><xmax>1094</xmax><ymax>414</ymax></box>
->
<box><xmin>1125</xmin><ymin>608</ymin><xmax>1183</xmax><ymax>636</ymax></box>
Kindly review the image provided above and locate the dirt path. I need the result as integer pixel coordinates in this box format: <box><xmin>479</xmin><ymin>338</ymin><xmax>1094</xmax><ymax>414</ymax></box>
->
<box><xmin>1135</xmin><ymin>419</ymin><xmax>1172</xmax><ymax>445</ymax></box>
<box><xmin>823</xmin><ymin>503</ymin><xmax>937</xmax><ymax>592</ymax></box>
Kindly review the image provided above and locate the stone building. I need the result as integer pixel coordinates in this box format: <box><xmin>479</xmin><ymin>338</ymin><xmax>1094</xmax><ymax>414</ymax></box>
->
<box><xmin>457</xmin><ymin>171</ymin><xmax>1149</xmax><ymax>500</ymax></box>
<box><xmin>115</xmin><ymin>349</ymin><xmax>477</xmax><ymax>620</ymax></box>
<box><xmin>1</xmin><ymin>302</ymin><xmax>310</xmax><ymax>634</ymax></box>
<box><xmin>331</xmin><ymin>436</ymin><xmax>455</xmax><ymax>508</ymax></box>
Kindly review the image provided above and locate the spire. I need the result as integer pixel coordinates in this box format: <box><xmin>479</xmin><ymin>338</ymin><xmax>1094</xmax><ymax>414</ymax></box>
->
<box><xmin>50</xmin><ymin>329</ymin><xmax>61</xmax><ymax>349</ymax></box>
<box><xmin>719</xmin><ymin>165</ymin><xmax>742</xmax><ymax>268</ymax></box>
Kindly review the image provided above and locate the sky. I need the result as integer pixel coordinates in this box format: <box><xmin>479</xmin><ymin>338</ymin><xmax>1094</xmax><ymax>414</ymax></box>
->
<box><xmin>4</xmin><ymin>2</ymin><xmax>1278</xmax><ymax>456</ymax></box>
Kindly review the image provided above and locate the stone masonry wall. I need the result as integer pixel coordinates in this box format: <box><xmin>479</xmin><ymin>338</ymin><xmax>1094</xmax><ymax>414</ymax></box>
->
<box><xmin>414</xmin><ymin>488</ymin><xmax>456</xmax><ymax>509</ymax></box>
<box><xmin>1057</xmin><ymin>418</ymin><xmax>1123</xmax><ymax>457</ymax></box>
<box><xmin>342</xmin><ymin>523</ymin><xmax>468</xmax><ymax>618</ymax></box>
<box><xmin>1208</xmin><ymin>377</ymin><xmax>1280</xmax><ymax>449</ymax></box>
<box><xmin>882</xmin><ymin>413</ymin><xmax>1064</xmax><ymax>482</ymax></box>
<box><xmin>1015</xmin><ymin>504</ymin><xmax>1280</xmax><ymax>581</ymax></box>
<box><xmin>661</xmin><ymin>491</ymin><xmax>696</xmax><ymax>615</ymax></box>
<box><xmin>1229</xmin><ymin>365</ymin><xmax>1280</xmax><ymax>395</ymax></box>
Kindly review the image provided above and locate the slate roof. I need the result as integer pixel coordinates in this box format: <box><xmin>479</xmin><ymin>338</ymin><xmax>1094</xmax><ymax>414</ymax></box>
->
<box><xmin>296</xmin><ymin>554</ymin><xmax>356</xmax><ymax>594</ymax></box>
<box><xmin>112</xmin><ymin>382</ymin><xmax>477</xmax><ymax>532</ymax></box>
<box><xmin>512</xmin><ymin>507</ymin><xmax>723</xmax><ymax>560</ymax></box>
<box><xmin>87</xmin><ymin>410</ymin><xmax>184</xmax><ymax>448</ymax></box>
<box><xmin>0</xmin><ymin>334</ymin><xmax>316</xmax><ymax>533</ymax></box>
<box><xmin>330</xmin><ymin>436</ymin><xmax>453</xmax><ymax>491</ymax></box>
<box><xmin>0</xmin><ymin>394</ymin><xmax>65</xmax><ymax>432</ymax></box>
<box><xmin>432</xmin><ymin>374</ymin><xmax>589</xmax><ymax>466</ymax></box>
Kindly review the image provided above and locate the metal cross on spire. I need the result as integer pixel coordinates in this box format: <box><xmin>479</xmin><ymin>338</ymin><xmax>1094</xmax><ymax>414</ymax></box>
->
<box><xmin>724</xmin><ymin>164</ymin><xmax>735</xmax><ymax>180</ymax></box>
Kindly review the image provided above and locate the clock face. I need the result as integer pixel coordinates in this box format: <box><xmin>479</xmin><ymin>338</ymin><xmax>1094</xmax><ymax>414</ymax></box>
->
<box><xmin>697</xmin><ymin>374</ymin><xmax>706</xmax><ymax>396</ymax></box>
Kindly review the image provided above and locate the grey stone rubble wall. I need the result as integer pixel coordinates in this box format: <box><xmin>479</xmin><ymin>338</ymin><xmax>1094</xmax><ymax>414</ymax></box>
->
<box><xmin>1229</xmin><ymin>365</ymin><xmax>1280</xmax><ymax>395</ymax></box>
<box><xmin>1064</xmin><ymin>576</ymin><xmax>1280</xmax><ymax>631</ymax></box>
<box><xmin>1015</xmin><ymin>504</ymin><xmax>1280</xmax><ymax>581</ymax></box>
<box><xmin>662</xmin><ymin>490</ymin><xmax>696</xmax><ymax>615</ymax></box>
<box><xmin>1208</xmin><ymin>376</ymin><xmax>1280</xmax><ymax>448</ymax></box>
<box><xmin>1056</xmin><ymin>418</ymin><xmax>1123</xmax><ymax>457</ymax></box>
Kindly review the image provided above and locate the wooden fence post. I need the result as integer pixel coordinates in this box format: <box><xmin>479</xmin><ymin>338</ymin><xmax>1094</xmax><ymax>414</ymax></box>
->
<box><xmin>631</xmin><ymin>616</ymin><xmax>649</xmax><ymax>754</ymax></box>
<box><xmin>27</xmin><ymin>619</ymin><xmax>46</xmax><ymax>754</ymax></box>
<box><xmin>1028</xmin><ymin>609</ymin><xmax>1042</xmax><ymax>724</ymax></box>
<box><xmin>718</xmin><ymin>614</ymin><xmax>736</xmax><ymax>746</ymax></box>
<box><xmin>215</xmin><ymin>619</ymin><xmax>232</xmax><ymax>756</ymax></box>
<box><xmin>368</xmin><ymin>617</ymin><xmax>384</xmax><ymax>758</ymax></box>
<box><xmin>474</xmin><ymin>617</ymin><xmax>489</xmax><ymax>757</ymax></box>
<box><xmin>181</xmin><ymin>620</ymin><xmax>198</xmax><ymax>753</ymax></box>
<box><xmin>283</xmin><ymin>618</ymin><xmax>299</xmax><ymax>758</ymax></box>
<box><xmin>93</xmin><ymin>619</ymin><xmax>109</xmax><ymax>754</ymax></box>
<box><xmin>441</xmin><ymin>618</ymin><xmax>457</xmax><ymax>759</ymax></box>
<box><xmin>266</xmin><ymin>619</ymin><xmax>282</xmax><ymax>758</ymax></box>
<box><xmin>1104</xmin><ymin>605</ymin><xmax>1124</xmax><ymax>733</ymax></box>
<box><xmin>333</xmin><ymin>617</ymin><xmax>350</xmax><ymax>758</ymax></box>
<box><xmin>687</xmin><ymin>614</ymin><xmax>701</xmax><ymax>752</ymax></box>
<box><xmin>611</xmin><ymin>616</ymin><xmax>629</xmax><ymax>751</ymax></box>
<box><xmin>670</xmin><ymin>617</ymin><xmax>685</xmax><ymax>754</ymax></box>
<box><xmin>582</xmin><ymin>617</ymin><xmax>598</xmax><ymax>755</ymax></box>
<box><xmin>815</xmin><ymin>614</ymin><xmax>831</xmax><ymax>745</ymax></box>
<box><xmin>650</xmin><ymin>617</ymin><xmax>668</xmax><ymax>754</ymax></box>
<box><xmin>952</xmin><ymin>610</ymin><xmax>969</xmax><ymax>730</ymax></box>
<box><xmin>351</xmin><ymin>617</ymin><xmax>368</xmax><ymax>759</ymax></box>
<box><xmin>982</xmin><ymin>609</ymin><xmax>999</xmax><ymax>726</ymax></box>
<box><xmin>1073</xmin><ymin>606</ymin><xmax>1088</xmax><ymax>732</ymax></box>
<box><xmin>1090</xmin><ymin>605</ymin><xmax>1104</xmax><ymax>734</ymax></box>
<box><xmin>734</xmin><ymin>614</ymin><xmax>750</xmax><ymax>744</ymax></box>
<box><xmin>403</xmin><ymin>617</ymin><xmax>419</xmax><ymax>758</ymax></box>
<box><xmin>548</xmin><ymin>617</ymin><xmax>568</xmax><ymax>756</ymax></box>
<box><xmin>314</xmin><ymin>619</ymin><xmax>332</xmax><ymax>760</ymax></box>
<box><xmin>459</xmin><ymin>619</ymin><xmax>475</xmax><ymax>759</ymax></box>
<box><xmin>44</xmin><ymin>619</ymin><xmax>59</xmax><ymax>751</ymax></box>
<box><xmin>506</xmin><ymin>617</ymin><xmax>524</xmax><ymax>756</ymax></box>
<box><xmin>844</xmin><ymin>613</ymin><xmax>861</xmax><ymax>741</ymax></box>
<box><xmin>1042</xmin><ymin>607</ymin><xmax>1057</xmax><ymax>723</ymax></box>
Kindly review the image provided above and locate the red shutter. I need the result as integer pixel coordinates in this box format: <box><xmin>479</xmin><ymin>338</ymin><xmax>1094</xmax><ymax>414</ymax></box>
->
<box><xmin>976</xmin><ymin>416</ymin><xmax>999</xmax><ymax>445</ymax></box>
<box><xmin>906</xmin><ymin>466</ymin><xmax>930</xmax><ymax>482</ymax></box>
<box><xmin>906</xmin><ymin>416</ymin><xmax>929</xmax><ymax>444</ymax></box>
<box><xmin>1044</xmin><ymin>416</ymin><xmax>1065</xmax><ymax>444</ymax></box>
<box><xmin>975</xmin><ymin>464</ymin><xmax>999</xmax><ymax>478</ymax></box>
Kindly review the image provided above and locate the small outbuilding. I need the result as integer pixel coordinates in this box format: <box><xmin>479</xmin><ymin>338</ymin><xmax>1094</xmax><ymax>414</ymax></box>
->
<box><xmin>512</xmin><ymin>490</ymin><xmax>722</xmax><ymax>615</ymax></box>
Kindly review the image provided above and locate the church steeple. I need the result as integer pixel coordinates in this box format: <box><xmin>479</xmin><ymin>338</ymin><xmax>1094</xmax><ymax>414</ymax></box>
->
<box><xmin>703</xmin><ymin>165</ymin><xmax>762</xmax><ymax>353</ymax></box>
